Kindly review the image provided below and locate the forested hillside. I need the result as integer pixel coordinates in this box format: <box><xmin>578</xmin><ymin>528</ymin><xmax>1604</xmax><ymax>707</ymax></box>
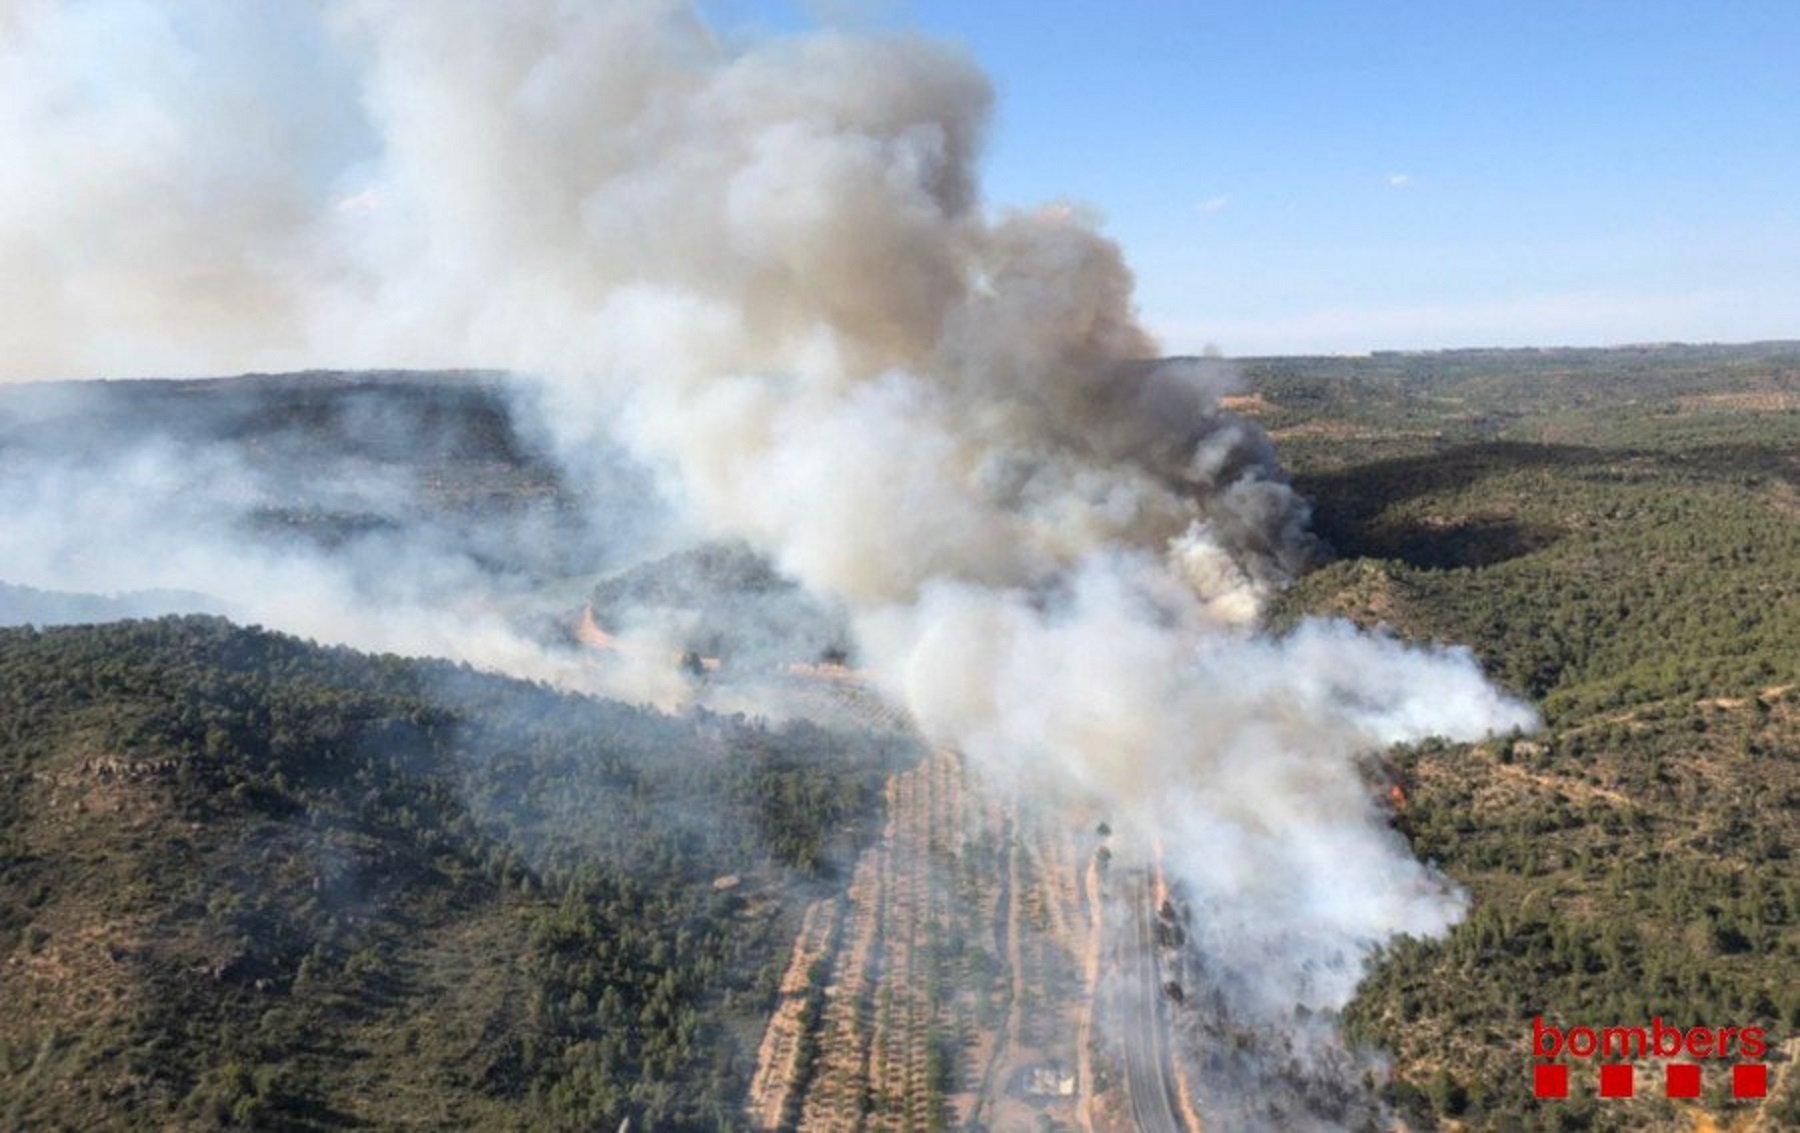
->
<box><xmin>0</xmin><ymin>617</ymin><xmax>915</xmax><ymax>1130</ymax></box>
<box><xmin>1253</xmin><ymin>345</ymin><xmax>1800</xmax><ymax>1130</ymax></box>
<box><xmin>3</xmin><ymin>347</ymin><xmax>1795</xmax><ymax>1131</ymax></box>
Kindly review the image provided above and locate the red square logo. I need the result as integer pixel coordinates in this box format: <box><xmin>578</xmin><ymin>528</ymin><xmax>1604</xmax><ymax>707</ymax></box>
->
<box><xmin>1733</xmin><ymin>1064</ymin><xmax>1767</xmax><ymax>1099</ymax></box>
<box><xmin>1534</xmin><ymin>1063</ymin><xmax>1569</xmax><ymax>1099</ymax></box>
<box><xmin>1665</xmin><ymin>1063</ymin><xmax>1701</xmax><ymax>1098</ymax></box>
<box><xmin>1599</xmin><ymin>1064</ymin><xmax>1634</xmax><ymax>1098</ymax></box>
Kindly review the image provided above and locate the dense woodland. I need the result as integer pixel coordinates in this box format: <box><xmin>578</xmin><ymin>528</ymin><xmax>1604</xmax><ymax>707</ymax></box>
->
<box><xmin>0</xmin><ymin>617</ymin><xmax>914</xmax><ymax>1129</ymax></box>
<box><xmin>1</xmin><ymin>347</ymin><xmax>1796</xmax><ymax>1130</ymax></box>
<box><xmin>1253</xmin><ymin>344</ymin><xmax>1800</xmax><ymax>1130</ymax></box>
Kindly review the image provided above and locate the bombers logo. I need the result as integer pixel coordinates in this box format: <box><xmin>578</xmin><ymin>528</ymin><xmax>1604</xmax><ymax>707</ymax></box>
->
<box><xmin>1532</xmin><ymin>1016</ymin><xmax>1769</xmax><ymax>1100</ymax></box>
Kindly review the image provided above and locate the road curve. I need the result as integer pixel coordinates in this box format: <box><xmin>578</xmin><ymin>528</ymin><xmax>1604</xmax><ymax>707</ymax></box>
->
<box><xmin>1121</xmin><ymin>870</ymin><xmax>1186</xmax><ymax>1133</ymax></box>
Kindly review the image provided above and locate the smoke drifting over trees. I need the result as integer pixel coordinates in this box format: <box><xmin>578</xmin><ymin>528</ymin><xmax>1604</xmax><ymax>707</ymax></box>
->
<box><xmin>0</xmin><ymin>0</ymin><xmax>1533</xmax><ymax>1071</ymax></box>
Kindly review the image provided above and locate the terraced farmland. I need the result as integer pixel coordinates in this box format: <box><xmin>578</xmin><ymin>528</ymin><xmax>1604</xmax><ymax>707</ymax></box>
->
<box><xmin>745</xmin><ymin>722</ymin><xmax>1195</xmax><ymax>1132</ymax></box>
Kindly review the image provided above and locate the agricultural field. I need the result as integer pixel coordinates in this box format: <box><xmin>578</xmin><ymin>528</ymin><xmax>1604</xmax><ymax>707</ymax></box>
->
<box><xmin>747</xmin><ymin>745</ymin><xmax>1106</xmax><ymax>1132</ymax></box>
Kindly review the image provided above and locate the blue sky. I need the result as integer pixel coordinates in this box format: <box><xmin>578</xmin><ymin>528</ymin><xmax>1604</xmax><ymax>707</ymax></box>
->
<box><xmin>719</xmin><ymin>1</ymin><xmax>1800</xmax><ymax>355</ymax></box>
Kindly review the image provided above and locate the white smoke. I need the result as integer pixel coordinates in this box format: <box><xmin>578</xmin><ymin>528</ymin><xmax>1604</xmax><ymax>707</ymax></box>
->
<box><xmin>0</xmin><ymin>0</ymin><xmax>1534</xmax><ymax>1055</ymax></box>
<box><xmin>0</xmin><ymin>425</ymin><xmax>632</xmax><ymax>696</ymax></box>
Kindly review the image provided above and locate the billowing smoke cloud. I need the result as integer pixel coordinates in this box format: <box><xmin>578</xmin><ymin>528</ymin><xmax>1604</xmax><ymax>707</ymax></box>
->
<box><xmin>0</xmin><ymin>388</ymin><xmax>627</xmax><ymax>694</ymax></box>
<box><xmin>0</xmin><ymin>0</ymin><xmax>1534</xmax><ymax>1082</ymax></box>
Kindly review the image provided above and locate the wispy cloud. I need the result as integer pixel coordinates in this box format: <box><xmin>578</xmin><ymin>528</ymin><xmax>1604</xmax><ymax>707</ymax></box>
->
<box><xmin>1195</xmin><ymin>194</ymin><xmax>1231</xmax><ymax>214</ymax></box>
<box><xmin>1385</xmin><ymin>172</ymin><xmax>1413</xmax><ymax>188</ymax></box>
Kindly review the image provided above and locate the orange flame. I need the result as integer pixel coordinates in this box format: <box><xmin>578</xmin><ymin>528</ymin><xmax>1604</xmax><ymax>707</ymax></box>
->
<box><xmin>575</xmin><ymin>604</ymin><xmax>617</xmax><ymax>650</ymax></box>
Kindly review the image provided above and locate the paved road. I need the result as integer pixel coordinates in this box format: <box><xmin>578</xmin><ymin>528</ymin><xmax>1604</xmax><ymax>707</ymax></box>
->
<box><xmin>1121</xmin><ymin>871</ymin><xmax>1186</xmax><ymax>1133</ymax></box>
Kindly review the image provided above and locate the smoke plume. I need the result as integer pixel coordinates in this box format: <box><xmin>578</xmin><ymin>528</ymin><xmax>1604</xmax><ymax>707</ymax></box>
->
<box><xmin>0</xmin><ymin>0</ymin><xmax>1534</xmax><ymax>1086</ymax></box>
